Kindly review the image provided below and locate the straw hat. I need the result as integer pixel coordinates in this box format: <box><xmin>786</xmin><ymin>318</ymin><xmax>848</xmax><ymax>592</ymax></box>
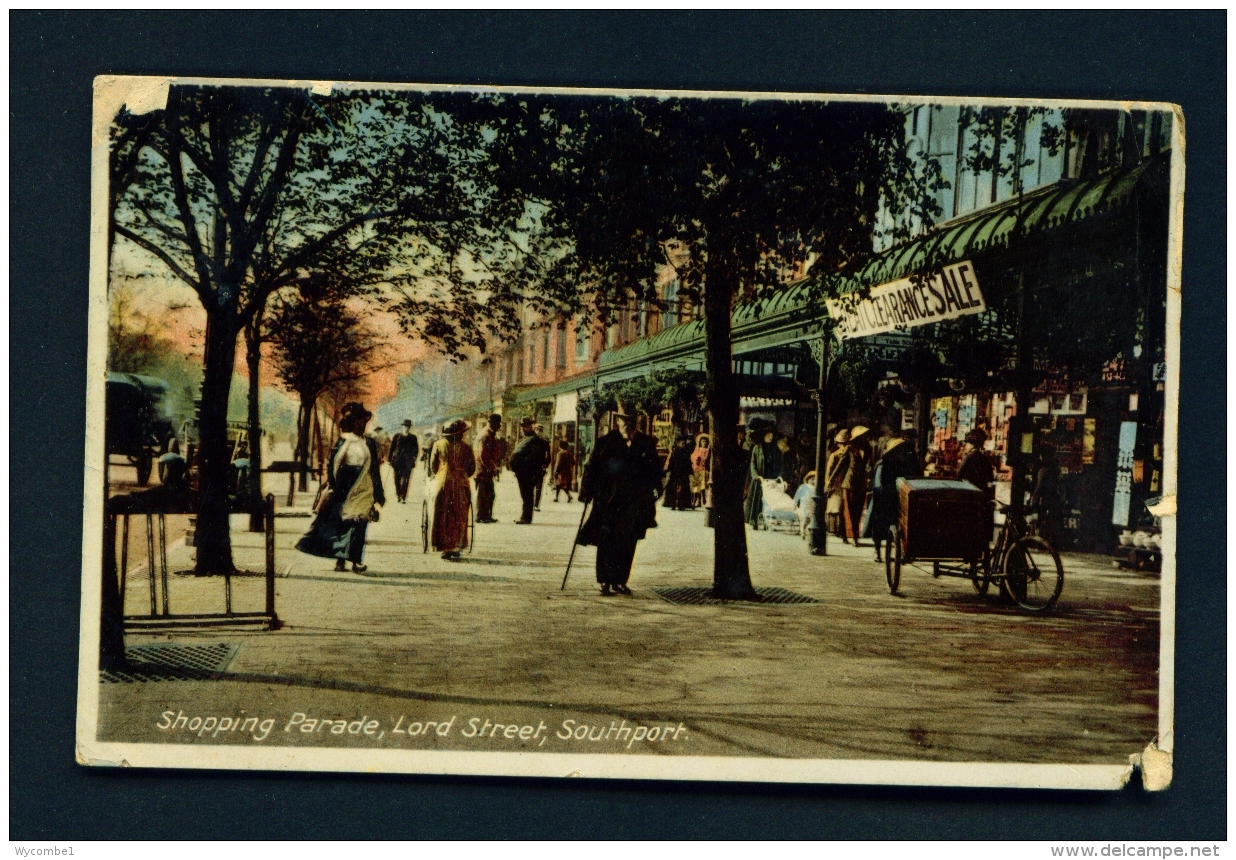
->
<box><xmin>850</xmin><ymin>425</ymin><xmax>870</xmax><ymax>442</ymax></box>
<box><xmin>834</xmin><ymin>428</ymin><xmax>851</xmax><ymax>444</ymax></box>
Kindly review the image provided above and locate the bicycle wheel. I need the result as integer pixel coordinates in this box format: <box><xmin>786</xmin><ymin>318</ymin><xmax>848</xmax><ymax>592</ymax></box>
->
<box><xmin>420</xmin><ymin>500</ymin><xmax>429</xmax><ymax>553</ymax></box>
<box><xmin>884</xmin><ymin>524</ymin><xmax>901</xmax><ymax>594</ymax></box>
<box><xmin>1001</xmin><ymin>535</ymin><xmax>1064</xmax><ymax>612</ymax></box>
<box><xmin>970</xmin><ymin>556</ymin><xmax>990</xmax><ymax>596</ymax></box>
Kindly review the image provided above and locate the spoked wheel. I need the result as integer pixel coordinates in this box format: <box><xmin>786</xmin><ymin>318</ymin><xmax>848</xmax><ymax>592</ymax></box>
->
<box><xmin>884</xmin><ymin>524</ymin><xmax>901</xmax><ymax>594</ymax></box>
<box><xmin>420</xmin><ymin>500</ymin><xmax>429</xmax><ymax>553</ymax></box>
<box><xmin>970</xmin><ymin>555</ymin><xmax>991</xmax><ymax>596</ymax></box>
<box><xmin>1001</xmin><ymin>535</ymin><xmax>1064</xmax><ymax>612</ymax></box>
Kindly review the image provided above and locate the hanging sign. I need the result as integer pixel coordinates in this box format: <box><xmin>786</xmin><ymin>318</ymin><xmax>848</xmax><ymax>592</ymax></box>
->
<box><xmin>1111</xmin><ymin>421</ymin><xmax>1138</xmax><ymax>527</ymax></box>
<box><xmin>826</xmin><ymin>261</ymin><xmax>987</xmax><ymax>341</ymax></box>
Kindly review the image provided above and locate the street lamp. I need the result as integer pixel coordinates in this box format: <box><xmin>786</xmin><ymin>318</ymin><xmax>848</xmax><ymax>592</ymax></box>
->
<box><xmin>808</xmin><ymin>333</ymin><xmax>832</xmax><ymax>556</ymax></box>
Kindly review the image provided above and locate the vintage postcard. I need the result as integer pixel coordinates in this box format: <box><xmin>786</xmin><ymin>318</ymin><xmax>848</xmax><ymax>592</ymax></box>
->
<box><xmin>77</xmin><ymin>76</ymin><xmax>1181</xmax><ymax>790</ymax></box>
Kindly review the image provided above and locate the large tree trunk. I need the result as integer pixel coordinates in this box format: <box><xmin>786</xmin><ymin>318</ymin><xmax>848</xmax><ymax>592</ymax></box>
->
<box><xmin>702</xmin><ymin>246</ymin><xmax>758</xmax><ymax>601</ymax></box>
<box><xmin>194</xmin><ymin>312</ymin><xmax>239</xmax><ymax>575</ymax></box>
<box><xmin>244</xmin><ymin>319</ymin><xmax>264</xmax><ymax>532</ymax></box>
<box><xmin>294</xmin><ymin>393</ymin><xmax>315</xmax><ymax>483</ymax></box>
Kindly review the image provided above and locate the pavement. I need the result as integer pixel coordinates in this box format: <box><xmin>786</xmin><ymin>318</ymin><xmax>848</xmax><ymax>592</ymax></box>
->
<box><xmin>97</xmin><ymin>463</ymin><xmax>1162</xmax><ymax>765</ymax></box>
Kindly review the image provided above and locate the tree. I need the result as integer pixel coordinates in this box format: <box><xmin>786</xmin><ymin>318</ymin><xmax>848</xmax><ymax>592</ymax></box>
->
<box><xmin>112</xmin><ymin>85</ymin><xmax>534</xmax><ymax>573</ymax></box>
<box><xmin>489</xmin><ymin>96</ymin><xmax>937</xmax><ymax>598</ymax></box>
<box><xmin>265</xmin><ymin>280</ymin><xmax>386</xmax><ymax>483</ymax></box>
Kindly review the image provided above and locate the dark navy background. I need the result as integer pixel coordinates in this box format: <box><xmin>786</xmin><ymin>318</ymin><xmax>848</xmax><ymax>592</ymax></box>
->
<box><xmin>10</xmin><ymin>10</ymin><xmax>1226</xmax><ymax>839</ymax></box>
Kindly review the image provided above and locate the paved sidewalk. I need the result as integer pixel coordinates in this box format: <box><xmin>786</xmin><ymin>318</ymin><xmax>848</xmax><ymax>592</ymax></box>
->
<box><xmin>100</xmin><ymin>465</ymin><xmax>1161</xmax><ymax>764</ymax></box>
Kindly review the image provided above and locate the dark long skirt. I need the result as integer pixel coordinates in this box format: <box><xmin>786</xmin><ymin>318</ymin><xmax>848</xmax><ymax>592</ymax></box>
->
<box><xmin>663</xmin><ymin>470</ymin><xmax>693</xmax><ymax>509</ymax></box>
<box><xmin>296</xmin><ymin>465</ymin><xmax>370</xmax><ymax>563</ymax></box>
<box><xmin>596</xmin><ymin>534</ymin><xmax>639</xmax><ymax>585</ymax></box>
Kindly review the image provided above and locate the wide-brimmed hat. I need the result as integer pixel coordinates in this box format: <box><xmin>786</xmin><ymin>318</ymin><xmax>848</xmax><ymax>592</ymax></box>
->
<box><xmin>401</xmin><ymin>419</ymin><xmax>412</xmax><ymax>427</ymax></box>
<box><xmin>834</xmin><ymin>428</ymin><xmax>851</xmax><ymax>444</ymax></box>
<box><xmin>613</xmin><ymin>400</ymin><xmax>636</xmax><ymax>419</ymax></box>
<box><xmin>803</xmin><ymin>470</ymin><xmax>817</xmax><ymax>484</ymax></box>
<box><xmin>443</xmin><ymin>419</ymin><xmax>469</xmax><ymax>435</ymax></box>
<box><xmin>885</xmin><ymin>437</ymin><xmax>908</xmax><ymax>454</ymax></box>
<box><xmin>340</xmin><ymin>402</ymin><xmax>372</xmax><ymax>425</ymax></box>
<box><xmin>850</xmin><ymin>425</ymin><xmax>870</xmax><ymax>442</ymax></box>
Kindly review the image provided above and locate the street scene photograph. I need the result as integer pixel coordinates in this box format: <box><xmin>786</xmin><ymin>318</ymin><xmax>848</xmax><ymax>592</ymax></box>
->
<box><xmin>78</xmin><ymin>77</ymin><xmax>1180</xmax><ymax>788</ymax></box>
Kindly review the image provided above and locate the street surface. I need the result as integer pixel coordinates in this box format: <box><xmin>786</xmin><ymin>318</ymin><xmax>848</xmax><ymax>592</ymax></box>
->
<box><xmin>99</xmin><ymin>463</ymin><xmax>1161</xmax><ymax>765</ymax></box>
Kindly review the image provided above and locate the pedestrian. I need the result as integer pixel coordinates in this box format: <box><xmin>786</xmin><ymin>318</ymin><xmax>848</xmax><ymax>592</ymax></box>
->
<box><xmin>474</xmin><ymin>414</ymin><xmax>508</xmax><ymax>523</ymax></box>
<box><xmin>552</xmin><ymin>442</ymin><xmax>576</xmax><ymax>503</ymax></box>
<box><xmin>296</xmin><ymin>402</ymin><xmax>385</xmax><ymax>573</ymax></box>
<box><xmin>842</xmin><ymin>425</ymin><xmax>871</xmax><ymax>545</ymax></box>
<box><xmin>508</xmin><ymin>417</ymin><xmax>550</xmax><ymax>524</ymax></box>
<box><xmin>533</xmin><ymin>424</ymin><xmax>550</xmax><ymax>511</ymax></box>
<box><xmin>824</xmin><ymin>429</ymin><xmax>851</xmax><ymax>537</ymax></box>
<box><xmin>662</xmin><ymin>434</ymin><xmax>696</xmax><ymax>510</ymax></box>
<box><xmin>744</xmin><ymin>422</ymin><xmax>783</xmax><ymax>527</ymax></box>
<box><xmin>1031</xmin><ymin>439</ymin><xmax>1064</xmax><ymax>547</ymax></box>
<box><xmin>388</xmin><ymin>419</ymin><xmax>420</xmax><ymax>504</ymax></box>
<box><xmin>777</xmin><ymin>434</ymin><xmax>798</xmax><ymax>493</ymax></box>
<box><xmin>577</xmin><ymin>401</ymin><xmax>663</xmax><ymax>596</ymax></box>
<box><xmin>863</xmin><ymin>434</ymin><xmax>923</xmax><ymax>562</ymax></box>
<box><xmin>793</xmin><ymin>470</ymin><xmax>817</xmax><ymax>539</ymax></box>
<box><xmin>369</xmin><ymin>425</ymin><xmax>392</xmax><ymax>465</ymax></box>
<box><xmin>957</xmin><ymin>427</ymin><xmax>996</xmax><ymax>543</ymax></box>
<box><xmin>957</xmin><ymin>428</ymin><xmax>995</xmax><ymax>497</ymax></box>
<box><xmin>690</xmin><ymin>433</ymin><xmax>711</xmax><ymax>508</ymax></box>
<box><xmin>429</xmin><ymin>419</ymin><xmax>476</xmax><ymax>560</ymax></box>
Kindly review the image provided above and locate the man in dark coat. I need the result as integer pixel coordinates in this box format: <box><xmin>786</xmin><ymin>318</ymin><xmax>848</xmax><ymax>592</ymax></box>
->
<box><xmin>578</xmin><ymin>403</ymin><xmax>663</xmax><ymax>595</ymax></box>
<box><xmin>388</xmin><ymin>419</ymin><xmax>420</xmax><ymax>504</ymax></box>
<box><xmin>508</xmin><ymin>416</ymin><xmax>550</xmax><ymax>524</ymax></box>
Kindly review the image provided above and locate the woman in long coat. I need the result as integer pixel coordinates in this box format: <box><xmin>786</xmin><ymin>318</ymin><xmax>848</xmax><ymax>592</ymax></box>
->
<box><xmin>430</xmin><ymin>419</ymin><xmax>476</xmax><ymax>560</ymax></box>
<box><xmin>744</xmin><ymin>426</ymin><xmax>783</xmax><ymax>527</ymax></box>
<box><xmin>662</xmin><ymin>435</ymin><xmax>696</xmax><ymax>510</ymax></box>
<box><xmin>863</xmin><ymin>436</ymin><xmax>922</xmax><ymax>562</ymax></box>
<box><xmin>842</xmin><ymin>426</ymin><xmax>871</xmax><ymax>544</ymax></box>
<box><xmin>297</xmin><ymin>402</ymin><xmax>385</xmax><ymax>573</ymax></box>
<box><xmin>578</xmin><ymin>404</ymin><xmax>663</xmax><ymax>595</ymax></box>
<box><xmin>823</xmin><ymin>429</ymin><xmax>851</xmax><ymax>536</ymax></box>
<box><xmin>552</xmin><ymin>442</ymin><xmax>576</xmax><ymax>503</ymax></box>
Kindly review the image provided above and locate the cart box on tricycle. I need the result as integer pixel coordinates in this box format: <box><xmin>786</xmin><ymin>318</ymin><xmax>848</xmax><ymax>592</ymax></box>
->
<box><xmin>896</xmin><ymin>478</ymin><xmax>989</xmax><ymax>562</ymax></box>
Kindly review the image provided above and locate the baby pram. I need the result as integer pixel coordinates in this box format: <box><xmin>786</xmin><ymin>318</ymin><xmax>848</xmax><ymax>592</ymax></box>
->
<box><xmin>756</xmin><ymin>478</ymin><xmax>800</xmax><ymax>532</ymax></box>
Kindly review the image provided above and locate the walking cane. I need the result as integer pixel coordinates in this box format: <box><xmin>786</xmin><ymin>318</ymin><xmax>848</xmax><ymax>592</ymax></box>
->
<box><xmin>561</xmin><ymin>501</ymin><xmax>591</xmax><ymax>591</ymax></box>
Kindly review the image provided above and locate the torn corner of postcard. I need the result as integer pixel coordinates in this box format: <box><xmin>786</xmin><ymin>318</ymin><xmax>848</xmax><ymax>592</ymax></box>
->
<box><xmin>78</xmin><ymin>77</ymin><xmax>1181</xmax><ymax>789</ymax></box>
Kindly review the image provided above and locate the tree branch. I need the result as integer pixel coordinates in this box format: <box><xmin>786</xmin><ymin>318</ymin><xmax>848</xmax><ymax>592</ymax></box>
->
<box><xmin>114</xmin><ymin>225</ymin><xmax>202</xmax><ymax>294</ymax></box>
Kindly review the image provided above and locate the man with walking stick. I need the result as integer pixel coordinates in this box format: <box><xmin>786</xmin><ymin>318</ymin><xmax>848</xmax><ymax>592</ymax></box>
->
<box><xmin>575</xmin><ymin>401</ymin><xmax>663</xmax><ymax>596</ymax></box>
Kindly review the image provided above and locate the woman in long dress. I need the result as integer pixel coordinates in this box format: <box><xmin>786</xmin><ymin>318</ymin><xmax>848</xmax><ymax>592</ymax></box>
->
<box><xmin>689</xmin><ymin>433</ymin><xmax>710</xmax><ymax>508</ymax></box>
<box><xmin>744</xmin><ymin>425</ymin><xmax>783</xmax><ymax>527</ymax></box>
<box><xmin>430</xmin><ymin>419</ymin><xmax>476</xmax><ymax>560</ymax></box>
<box><xmin>662</xmin><ymin>435</ymin><xmax>696</xmax><ymax>510</ymax></box>
<box><xmin>862</xmin><ymin>436</ymin><xmax>922</xmax><ymax>562</ymax></box>
<box><xmin>296</xmin><ymin>402</ymin><xmax>385</xmax><ymax>573</ymax></box>
<box><xmin>824</xmin><ymin>428</ymin><xmax>851</xmax><ymax>537</ymax></box>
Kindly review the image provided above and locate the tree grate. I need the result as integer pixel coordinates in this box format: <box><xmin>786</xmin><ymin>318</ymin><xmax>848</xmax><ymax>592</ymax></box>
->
<box><xmin>100</xmin><ymin>642</ymin><xmax>240</xmax><ymax>683</ymax></box>
<box><xmin>651</xmin><ymin>586</ymin><xmax>821</xmax><ymax>606</ymax></box>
